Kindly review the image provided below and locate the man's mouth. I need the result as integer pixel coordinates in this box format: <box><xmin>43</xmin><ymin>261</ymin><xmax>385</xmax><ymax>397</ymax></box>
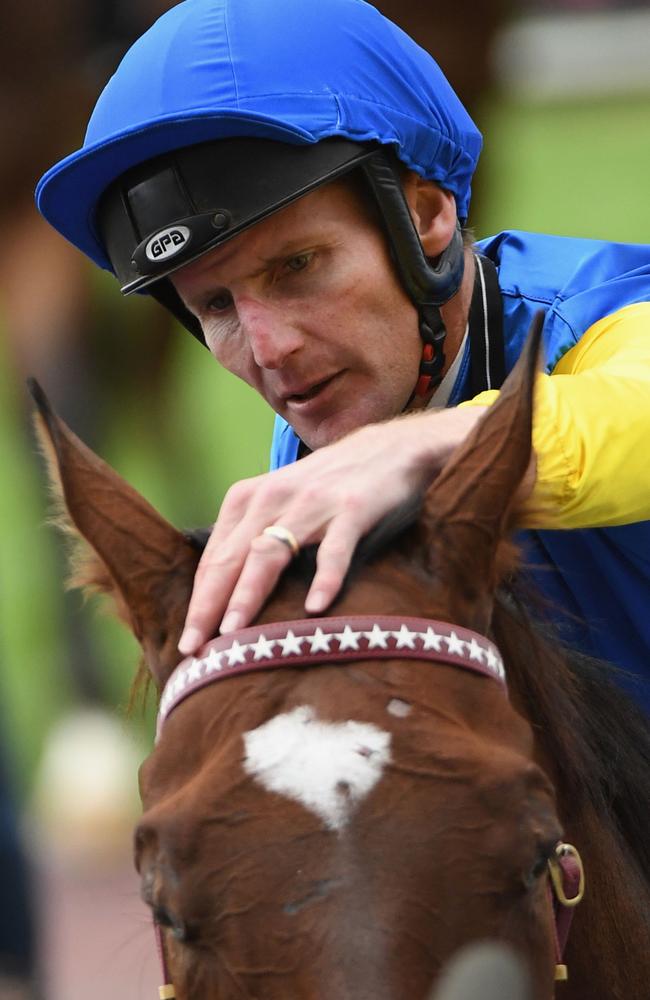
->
<box><xmin>284</xmin><ymin>373</ymin><xmax>340</xmax><ymax>405</ymax></box>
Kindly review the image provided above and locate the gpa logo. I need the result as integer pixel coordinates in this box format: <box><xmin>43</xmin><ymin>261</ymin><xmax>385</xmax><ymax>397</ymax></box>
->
<box><xmin>145</xmin><ymin>225</ymin><xmax>190</xmax><ymax>262</ymax></box>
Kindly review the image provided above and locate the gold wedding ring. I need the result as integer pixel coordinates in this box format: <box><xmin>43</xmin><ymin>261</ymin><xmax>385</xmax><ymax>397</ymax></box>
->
<box><xmin>262</xmin><ymin>524</ymin><xmax>300</xmax><ymax>557</ymax></box>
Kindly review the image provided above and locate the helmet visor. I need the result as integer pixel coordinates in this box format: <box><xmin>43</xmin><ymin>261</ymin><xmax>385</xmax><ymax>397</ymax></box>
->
<box><xmin>97</xmin><ymin>137</ymin><xmax>377</xmax><ymax>294</ymax></box>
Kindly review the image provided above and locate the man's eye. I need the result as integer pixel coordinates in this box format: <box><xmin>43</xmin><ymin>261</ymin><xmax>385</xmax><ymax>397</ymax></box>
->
<box><xmin>285</xmin><ymin>253</ymin><xmax>312</xmax><ymax>272</ymax></box>
<box><xmin>208</xmin><ymin>290</ymin><xmax>233</xmax><ymax>312</ymax></box>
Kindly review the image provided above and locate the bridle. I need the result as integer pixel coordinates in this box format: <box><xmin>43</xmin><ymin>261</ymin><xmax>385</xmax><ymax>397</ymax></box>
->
<box><xmin>153</xmin><ymin>615</ymin><xmax>584</xmax><ymax>998</ymax></box>
<box><xmin>157</xmin><ymin>615</ymin><xmax>506</xmax><ymax>736</ymax></box>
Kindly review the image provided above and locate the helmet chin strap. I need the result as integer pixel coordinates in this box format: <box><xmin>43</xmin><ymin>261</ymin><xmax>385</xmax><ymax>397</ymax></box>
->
<box><xmin>409</xmin><ymin>226</ymin><xmax>467</xmax><ymax>399</ymax></box>
<box><xmin>410</xmin><ymin>251</ymin><xmax>506</xmax><ymax>409</ymax></box>
<box><xmin>414</xmin><ymin>305</ymin><xmax>448</xmax><ymax>399</ymax></box>
<box><xmin>405</xmin><ymin>235</ymin><xmax>467</xmax><ymax>404</ymax></box>
<box><xmin>359</xmin><ymin>151</ymin><xmax>465</xmax><ymax>401</ymax></box>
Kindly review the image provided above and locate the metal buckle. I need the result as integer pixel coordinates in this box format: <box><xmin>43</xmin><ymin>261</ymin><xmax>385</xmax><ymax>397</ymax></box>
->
<box><xmin>548</xmin><ymin>842</ymin><xmax>585</xmax><ymax>907</ymax></box>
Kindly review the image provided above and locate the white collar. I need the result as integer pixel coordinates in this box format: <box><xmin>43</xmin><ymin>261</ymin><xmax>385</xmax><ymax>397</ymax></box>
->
<box><xmin>427</xmin><ymin>323</ymin><xmax>469</xmax><ymax>409</ymax></box>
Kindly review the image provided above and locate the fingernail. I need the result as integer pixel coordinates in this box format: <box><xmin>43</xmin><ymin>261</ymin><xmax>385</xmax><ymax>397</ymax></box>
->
<box><xmin>178</xmin><ymin>626</ymin><xmax>203</xmax><ymax>655</ymax></box>
<box><xmin>220</xmin><ymin>611</ymin><xmax>242</xmax><ymax>634</ymax></box>
<box><xmin>305</xmin><ymin>590</ymin><xmax>327</xmax><ymax>614</ymax></box>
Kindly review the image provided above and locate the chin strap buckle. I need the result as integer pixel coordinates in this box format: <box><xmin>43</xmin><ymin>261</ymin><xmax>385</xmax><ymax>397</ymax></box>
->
<box><xmin>415</xmin><ymin>316</ymin><xmax>445</xmax><ymax>398</ymax></box>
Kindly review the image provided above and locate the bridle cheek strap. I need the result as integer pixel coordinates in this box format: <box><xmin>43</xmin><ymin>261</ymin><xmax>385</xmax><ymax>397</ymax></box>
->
<box><xmin>155</xmin><ymin>924</ymin><xmax>175</xmax><ymax>998</ymax></box>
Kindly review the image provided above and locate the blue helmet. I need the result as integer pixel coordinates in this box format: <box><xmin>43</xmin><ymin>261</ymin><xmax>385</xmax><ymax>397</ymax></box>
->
<box><xmin>36</xmin><ymin>0</ymin><xmax>482</xmax><ymax>374</ymax></box>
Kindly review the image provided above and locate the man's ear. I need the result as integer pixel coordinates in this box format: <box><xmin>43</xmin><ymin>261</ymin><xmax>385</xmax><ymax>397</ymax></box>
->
<box><xmin>402</xmin><ymin>173</ymin><xmax>458</xmax><ymax>258</ymax></box>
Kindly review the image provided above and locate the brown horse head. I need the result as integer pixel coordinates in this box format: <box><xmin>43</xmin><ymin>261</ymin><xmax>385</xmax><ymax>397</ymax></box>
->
<box><xmin>32</xmin><ymin>317</ymin><xmax>564</xmax><ymax>999</ymax></box>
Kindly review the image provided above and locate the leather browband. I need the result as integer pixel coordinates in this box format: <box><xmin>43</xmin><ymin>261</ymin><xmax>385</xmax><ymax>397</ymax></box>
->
<box><xmin>157</xmin><ymin>615</ymin><xmax>506</xmax><ymax>737</ymax></box>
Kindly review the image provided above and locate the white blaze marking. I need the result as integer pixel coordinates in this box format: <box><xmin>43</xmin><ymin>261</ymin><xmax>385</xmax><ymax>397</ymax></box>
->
<box><xmin>387</xmin><ymin>698</ymin><xmax>412</xmax><ymax>718</ymax></box>
<box><xmin>243</xmin><ymin>706</ymin><xmax>391</xmax><ymax>831</ymax></box>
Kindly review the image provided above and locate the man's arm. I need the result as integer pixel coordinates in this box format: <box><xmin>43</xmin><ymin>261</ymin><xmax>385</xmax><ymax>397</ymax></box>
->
<box><xmin>461</xmin><ymin>302</ymin><xmax>650</xmax><ymax>528</ymax></box>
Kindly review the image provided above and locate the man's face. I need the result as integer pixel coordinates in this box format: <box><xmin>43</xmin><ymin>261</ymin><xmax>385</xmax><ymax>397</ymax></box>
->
<box><xmin>171</xmin><ymin>179</ymin><xmax>422</xmax><ymax>449</ymax></box>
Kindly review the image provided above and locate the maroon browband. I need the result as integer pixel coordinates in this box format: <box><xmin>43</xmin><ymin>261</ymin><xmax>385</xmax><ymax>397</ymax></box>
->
<box><xmin>157</xmin><ymin>615</ymin><xmax>506</xmax><ymax>737</ymax></box>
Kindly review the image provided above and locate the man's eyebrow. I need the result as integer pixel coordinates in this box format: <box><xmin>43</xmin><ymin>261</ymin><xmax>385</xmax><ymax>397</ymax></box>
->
<box><xmin>258</xmin><ymin>239</ymin><xmax>322</xmax><ymax>267</ymax></box>
<box><xmin>181</xmin><ymin>236</ymin><xmax>328</xmax><ymax>311</ymax></box>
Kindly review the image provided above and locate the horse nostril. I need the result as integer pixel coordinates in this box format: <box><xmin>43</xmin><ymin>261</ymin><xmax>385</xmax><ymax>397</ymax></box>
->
<box><xmin>140</xmin><ymin>858</ymin><xmax>195</xmax><ymax>943</ymax></box>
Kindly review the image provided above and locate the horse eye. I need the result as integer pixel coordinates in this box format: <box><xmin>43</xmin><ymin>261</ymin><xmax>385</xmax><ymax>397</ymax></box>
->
<box><xmin>524</xmin><ymin>842</ymin><xmax>556</xmax><ymax>889</ymax></box>
<box><xmin>529</xmin><ymin>856</ymin><xmax>548</xmax><ymax>881</ymax></box>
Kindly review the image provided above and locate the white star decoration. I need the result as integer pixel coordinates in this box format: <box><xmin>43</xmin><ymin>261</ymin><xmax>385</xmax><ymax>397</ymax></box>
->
<box><xmin>485</xmin><ymin>647</ymin><xmax>499</xmax><ymax>671</ymax></box>
<box><xmin>335</xmin><ymin>625</ymin><xmax>362</xmax><ymax>650</ymax></box>
<box><xmin>205</xmin><ymin>647</ymin><xmax>224</xmax><ymax>673</ymax></box>
<box><xmin>485</xmin><ymin>646</ymin><xmax>505</xmax><ymax>679</ymax></box>
<box><xmin>445</xmin><ymin>631</ymin><xmax>466</xmax><ymax>656</ymax></box>
<box><xmin>421</xmin><ymin>627</ymin><xmax>444</xmax><ymax>651</ymax></box>
<box><xmin>279</xmin><ymin>629</ymin><xmax>304</xmax><ymax>656</ymax></box>
<box><xmin>251</xmin><ymin>634</ymin><xmax>276</xmax><ymax>660</ymax></box>
<box><xmin>393</xmin><ymin>624</ymin><xmax>417</xmax><ymax>649</ymax></box>
<box><xmin>309</xmin><ymin>627</ymin><xmax>332</xmax><ymax>653</ymax></box>
<box><xmin>227</xmin><ymin>640</ymin><xmax>248</xmax><ymax>666</ymax></box>
<box><xmin>467</xmin><ymin>638</ymin><xmax>485</xmax><ymax>663</ymax></box>
<box><xmin>187</xmin><ymin>658</ymin><xmax>204</xmax><ymax>682</ymax></box>
<box><xmin>364</xmin><ymin>624</ymin><xmax>390</xmax><ymax>649</ymax></box>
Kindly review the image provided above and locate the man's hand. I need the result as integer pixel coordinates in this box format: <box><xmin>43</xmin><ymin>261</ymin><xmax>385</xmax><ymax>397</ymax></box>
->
<box><xmin>178</xmin><ymin>407</ymin><xmax>490</xmax><ymax>654</ymax></box>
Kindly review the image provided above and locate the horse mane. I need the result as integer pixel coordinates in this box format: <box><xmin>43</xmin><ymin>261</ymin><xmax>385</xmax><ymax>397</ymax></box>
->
<box><xmin>491</xmin><ymin>585</ymin><xmax>650</xmax><ymax>886</ymax></box>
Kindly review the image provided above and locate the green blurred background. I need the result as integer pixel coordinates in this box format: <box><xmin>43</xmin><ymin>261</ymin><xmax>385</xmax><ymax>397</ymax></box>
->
<box><xmin>2</xmin><ymin>11</ymin><xmax>650</xmax><ymax>796</ymax></box>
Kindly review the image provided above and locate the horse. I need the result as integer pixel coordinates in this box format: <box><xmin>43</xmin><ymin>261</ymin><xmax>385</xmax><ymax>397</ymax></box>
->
<box><xmin>31</xmin><ymin>317</ymin><xmax>650</xmax><ymax>1000</ymax></box>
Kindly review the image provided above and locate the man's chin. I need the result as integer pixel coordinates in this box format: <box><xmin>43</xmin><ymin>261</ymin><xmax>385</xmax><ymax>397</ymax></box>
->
<box><xmin>296</xmin><ymin>409</ymin><xmax>371</xmax><ymax>451</ymax></box>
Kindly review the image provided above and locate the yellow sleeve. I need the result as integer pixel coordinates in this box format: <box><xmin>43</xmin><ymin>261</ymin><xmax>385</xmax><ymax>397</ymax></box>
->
<box><xmin>459</xmin><ymin>302</ymin><xmax>650</xmax><ymax>529</ymax></box>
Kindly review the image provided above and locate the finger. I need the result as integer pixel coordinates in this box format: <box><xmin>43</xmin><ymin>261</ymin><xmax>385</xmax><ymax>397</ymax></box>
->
<box><xmin>214</xmin><ymin>478</ymin><xmax>342</xmax><ymax>631</ymax></box>
<box><xmin>181</xmin><ymin>504</ymin><xmax>303</xmax><ymax>650</ymax></box>
<box><xmin>205</xmin><ymin>477</ymin><xmax>259</xmax><ymax>549</ymax></box>
<box><xmin>304</xmin><ymin>515</ymin><xmax>363</xmax><ymax>614</ymax></box>
<box><xmin>220</xmin><ymin>530</ymin><xmax>294</xmax><ymax>633</ymax></box>
<box><xmin>178</xmin><ymin>538</ymin><xmax>249</xmax><ymax>653</ymax></box>
<box><xmin>178</xmin><ymin>478</ymin><xmax>282</xmax><ymax>653</ymax></box>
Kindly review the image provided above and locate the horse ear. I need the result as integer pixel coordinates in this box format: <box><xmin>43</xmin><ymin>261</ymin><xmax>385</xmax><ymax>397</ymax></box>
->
<box><xmin>29</xmin><ymin>379</ymin><xmax>200</xmax><ymax>688</ymax></box>
<box><xmin>422</xmin><ymin>312</ymin><xmax>544</xmax><ymax>597</ymax></box>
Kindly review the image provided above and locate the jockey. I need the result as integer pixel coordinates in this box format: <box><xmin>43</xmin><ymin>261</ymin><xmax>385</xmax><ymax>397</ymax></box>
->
<box><xmin>36</xmin><ymin>0</ymin><xmax>650</xmax><ymax>713</ymax></box>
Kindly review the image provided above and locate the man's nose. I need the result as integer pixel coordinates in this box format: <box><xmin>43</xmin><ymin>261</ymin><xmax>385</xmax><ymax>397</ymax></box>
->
<box><xmin>238</xmin><ymin>297</ymin><xmax>304</xmax><ymax>369</ymax></box>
